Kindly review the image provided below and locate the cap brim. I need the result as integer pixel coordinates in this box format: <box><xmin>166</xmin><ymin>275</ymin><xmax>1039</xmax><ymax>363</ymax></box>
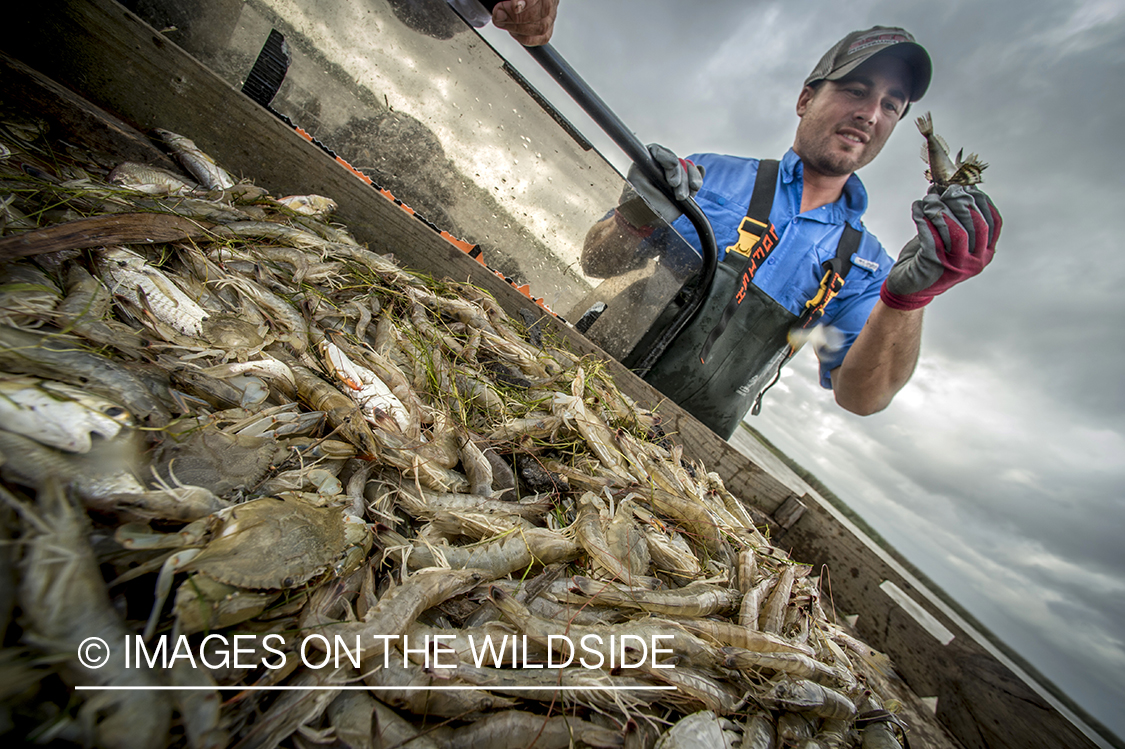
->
<box><xmin>824</xmin><ymin>42</ymin><xmax>932</xmax><ymax>101</ymax></box>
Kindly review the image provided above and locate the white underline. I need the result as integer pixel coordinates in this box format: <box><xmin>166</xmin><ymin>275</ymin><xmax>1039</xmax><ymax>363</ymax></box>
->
<box><xmin>75</xmin><ymin>685</ymin><xmax>677</xmax><ymax>691</ymax></box>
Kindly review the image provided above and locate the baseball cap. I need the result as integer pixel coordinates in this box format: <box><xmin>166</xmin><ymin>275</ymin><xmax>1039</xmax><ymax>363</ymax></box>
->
<box><xmin>804</xmin><ymin>26</ymin><xmax>932</xmax><ymax>104</ymax></box>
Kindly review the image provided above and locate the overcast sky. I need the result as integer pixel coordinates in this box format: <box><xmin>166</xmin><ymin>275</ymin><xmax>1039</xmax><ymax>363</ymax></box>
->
<box><xmin>480</xmin><ymin>0</ymin><xmax>1125</xmax><ymax>742</ymax></box>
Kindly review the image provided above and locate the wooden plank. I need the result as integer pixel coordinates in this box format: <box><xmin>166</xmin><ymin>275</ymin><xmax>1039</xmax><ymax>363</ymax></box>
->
<box><xmin>778</xmin><ymin>493</ymin><xmax>1106</xmax><ymax>749</ymax></box>
<box><xmin>0</xmin><ymin>50</ymin><xmax>176</xmax><ymax>170</ymax></box>
<box><xmin>774</xmin><ymin>493</ymin><xmax>808</xmax><ymax>529</ymax></box>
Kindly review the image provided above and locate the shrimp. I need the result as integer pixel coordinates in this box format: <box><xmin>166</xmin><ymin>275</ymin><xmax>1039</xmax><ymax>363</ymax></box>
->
<box><xmin>742</xmin><ymin>712</ymin><xmax>779</xmax><ymax>749</ymax></box>
<box><xmin>232</xmin><ymin>665</ymin><xmax>348</xmax><ymax>749</ymax></box>
<box><xmin>404</xmin><ymin>527</ymin><xmax>579</xmax><ymax>578</ymax></box>
<box><xmin>459</xmin><ymin>430</ymin><xmax>496</xmax><ymax>497</ymax></box>
<box><xmin>766</xmin><ymin>679</ymin><xmax>856</xmax><ymax>720</ymax></box>
<box><xmin>639</xmin><ymin>663</ymin><xmax>745</xmax><ymax>715</ymax></box>
<box><xmin>436</xmin><ymin>660</ymin><xmax>650</xmax><ymax>715</ymax></box>
<box><xmin>721</xmin><ymin>646</ymin><xmax>840</xmax><ymax>684</ymax></box>
<box><xmin>552</xmin><ymin>367</ymin><xmax>628</xmax><ymax>475</ymax></box>
<box><xmin>282</xmin><ymin>355</ymin><xmax>380</xmax><ymax>458</ymax></box>
<box><xmin>634</xmin><ymin>505</ymin><xmax>704</xmax><ymax>584</ymax></box>
<box><xmin>575</xmin><ymin>492</ymin><xmax>657</xmax><ymax>587</ymax></box>
<box><xmin>277</xmin><ymin>193</ymin><xmax>337</xmax><ymax>217</ymax></box>
<box><xmin>395</xmin><ymin>487</ymin><xmax>553</xmax><ymax>522</ymax></box>
<box><xmin>426</xmin><ymin>709</ymin><xmax>624</xmax><ymax>749</ymax></box>
<box><xmin>761</xmin><ymin>564</ymin><xmax>799</xmax><ymax>635</ymax></box>
<box><xmin>307</xmin><ymin>568</ymin><xmax>489</xmax><ymax>664</ymax></box>
<box><xmin>737</xmin><ymin>549</ymin><xmax>759</xmax><ymax>594</ymax></box>
<box><xmin>824</xmin><ymin>622</ymin><xmax>894</xmax><ymax>678</ymax></box>
<box><xmin>169</xmin><ymin>660</ymin><xmax>228</xmax><ymax>749</ymax></box>
<box><xmin>371</xmin><ymin>698</ymin><xmax>443</xmax><ymax>749</ymax></box>
<box><xmin>655</xmin><ymin>710</ymin><xmax>742</xmax><ymax>749</ymax></box>
<box><xmin>646</xmin><ymin>487</ymin><xmax>725</xmax><ymax>555</ymax></box>
<box><xmin>671</xmin><ymin>618</ymin><xmax>814</xmax><ymax>656</ymax></box>
<box><xmin>12</xmin><ymin>479</ymin><xmax>172</xmax><ymax>749</ymax></box>
<box><xmin>490</xmin><ymin>586</ymin><xmax>718</xmax><ymax>668</ymax></box>
<box><xmin>325</xmin><ymin>692</ymin><xmax>379</xmax><ymax>749</ymax></box>
<box><xmin>0</xmin><ymin>261</ymin><xmax>59</xmax><ymax>327</ymax></box>
<box><xmin>606</xmin><ymin>497</ymin><xmax>651</xmax><ymax>583</ymax></box>
<box><xmin>571</xmin><ymin>576</ymin><xmax>739</xmax><ymax>617</ymax></box>
<box><xmin>428</xmin><ymin>511</ymin><xmax>536</xmax><ymax>540</ymax></box>
<box><xmin>363</xmin><ymin>648</ymin><xmax>517</xmax><ymax>718</ymax></box>
<box><xmin>486</xmin><ymin>411</ymin><xmax>563</xmax><ymax>443</ymax></box>
<box><xmin>739</xmin><ymin>575</ymin><xmax>777</xmax><ymax>628</ymax></box>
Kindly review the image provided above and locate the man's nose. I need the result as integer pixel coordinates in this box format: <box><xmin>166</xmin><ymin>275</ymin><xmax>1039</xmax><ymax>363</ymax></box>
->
<box><xmin>853</xmin><ymin>98</ymin><xmax>879</xmax><ymax>125</ymax></box>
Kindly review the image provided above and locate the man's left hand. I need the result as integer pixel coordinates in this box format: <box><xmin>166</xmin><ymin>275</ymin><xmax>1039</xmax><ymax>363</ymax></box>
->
<box><xmin>492</xmin><ymin>0</ymin><xmax>558</xmax><ymax>46</ymax></box>
<box><xmin>881</xmin><ymin>184</ymin><xmax>1002</xmax><ymax>310</ymax></box>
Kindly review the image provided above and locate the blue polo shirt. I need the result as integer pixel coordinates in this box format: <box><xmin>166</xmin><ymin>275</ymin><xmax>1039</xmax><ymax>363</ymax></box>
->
<box><xmin>661</xmin><ymin>148</ymin><xmax>894</xmax><ymax>388</ymax></box>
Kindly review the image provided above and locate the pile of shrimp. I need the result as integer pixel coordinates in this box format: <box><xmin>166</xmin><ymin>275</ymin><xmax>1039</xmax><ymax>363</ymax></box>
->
<box><xmin>0</xmin><ymin>111</ymin><xmax>908</xmax><ymax>748</ymax></box>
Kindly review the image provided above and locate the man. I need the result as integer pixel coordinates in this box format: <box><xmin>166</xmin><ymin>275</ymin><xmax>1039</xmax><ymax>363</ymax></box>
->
<box><xmin>582</xmin><ymin>27</ymin><xmax>1001</xmax><ymax>439</ymax></box>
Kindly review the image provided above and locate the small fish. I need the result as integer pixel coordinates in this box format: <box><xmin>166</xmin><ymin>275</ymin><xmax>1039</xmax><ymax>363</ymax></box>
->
<box><xmin>916</xmin><ymin>111</ymin><xmax>988</xmax><ymax>189</ymax></box>
<box><xmin>155</xmin><ymin>128</ymin><xmax>235</xmax><ymax>190</ymax></box>
<box><xmin>94</xmin><ymin>246</ymin><xmax>209</xmax><ymax>338</ymax></box>
<box><xmin>109</xmin><ymin>161</ymin><xmax>197</xmax><ymax>195</ymax></box>
<box><xmin>277</xmin><ymin>194</ymin><xmax>338</xmax><ymax>217</ymax></box>
<box><xmin>0</xmin><ymin>374</ymin><xmax>134</xmax><ymax>453</ymax></box>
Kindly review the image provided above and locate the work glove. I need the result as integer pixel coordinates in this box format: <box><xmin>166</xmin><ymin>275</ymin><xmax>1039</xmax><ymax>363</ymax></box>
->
<box><xmin>616</xmin><ymin>144</ymin><xmax>703</xmax><ymax>232</ymax></box>
<box><xmin>880</xmin><ymin>184</ymin><xmax>1002</xmax><ymax>310</ymax></box>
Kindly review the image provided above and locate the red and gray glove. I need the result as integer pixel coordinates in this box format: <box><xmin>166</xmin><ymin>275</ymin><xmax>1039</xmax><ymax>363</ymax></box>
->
<box><xmin>880</xmin><ymin>185</ymin><xmax>1002</xmax><ymax>310</ymax></box>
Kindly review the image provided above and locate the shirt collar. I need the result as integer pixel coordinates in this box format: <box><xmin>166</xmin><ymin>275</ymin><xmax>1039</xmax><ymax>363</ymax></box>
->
<box><xmin>780</xmin><ymin>148</ymin><xmax>868</xmax><ymax>230</ymax></box>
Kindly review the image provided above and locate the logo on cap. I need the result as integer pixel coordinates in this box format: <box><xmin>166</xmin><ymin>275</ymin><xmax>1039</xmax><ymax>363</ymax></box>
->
<box><xmin>847</xmin><ymin>32</ymin><xmax>911</xmax><ymax>55</ymax></box>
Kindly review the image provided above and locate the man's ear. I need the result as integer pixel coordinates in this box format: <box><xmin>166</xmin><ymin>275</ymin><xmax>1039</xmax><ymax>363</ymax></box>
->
<box><xmin>796</xmin><ymin>84</ymin><xmax>817</xmax><ymax>117</ymax></box>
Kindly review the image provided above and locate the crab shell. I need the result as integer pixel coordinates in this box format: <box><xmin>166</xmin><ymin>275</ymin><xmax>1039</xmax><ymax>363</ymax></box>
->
<box><xmin>188</xmin><ymin>496</ymin><xmax>371</xmax><ymax>589</ymax></box>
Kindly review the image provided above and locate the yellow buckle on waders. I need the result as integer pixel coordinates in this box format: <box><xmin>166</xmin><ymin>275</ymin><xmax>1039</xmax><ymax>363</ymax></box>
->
<box><xmin>726</xmin><ymin>216</ymin><xmax>771</xmax><ymax>258</ymax></box>
<box><xmin>803</xmin><ymin>267</ymin><xmax>846</xmax><ymax>319</ymax></box>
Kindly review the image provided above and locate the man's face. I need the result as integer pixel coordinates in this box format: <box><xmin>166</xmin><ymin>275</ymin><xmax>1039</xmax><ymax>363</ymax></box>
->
<box><xmin>793</xmin><ymin>54</ymin><xmax>911</xmax><ymax>178</ymax></box>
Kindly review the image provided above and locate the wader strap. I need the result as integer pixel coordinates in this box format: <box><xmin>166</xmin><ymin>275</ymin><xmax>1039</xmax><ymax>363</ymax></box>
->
<box><xmin>750</xmin><ymin>222</ymin><xmax>863</xmax><ymax>416</ymax></box>
<box><xmin>794</xmin><ymin>223</ymin><xmax>862</xmax><ymax>331</ymax></box>
<box><xmin>698</xmin><ymin>160</ymin><xmax>780</xmax><ymax>363</ymax></box>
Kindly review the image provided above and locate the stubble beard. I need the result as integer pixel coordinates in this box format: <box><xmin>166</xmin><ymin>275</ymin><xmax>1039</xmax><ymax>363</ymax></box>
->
<box><xmin>797</xmin><ymin>126</ymin><xmax>883</xmax><ymax>179</ymax></box>
<box><xmin>794</xmin><ymin>101</ymin><xmax>887</xmax><ymax>178</ymax></box>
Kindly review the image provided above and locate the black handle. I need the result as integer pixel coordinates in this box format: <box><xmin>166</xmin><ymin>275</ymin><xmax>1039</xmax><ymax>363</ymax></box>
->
<box><xmin>520</xmin><ymin>43</ymin><xmax>718</xmax><ymax>375</ymax></box>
